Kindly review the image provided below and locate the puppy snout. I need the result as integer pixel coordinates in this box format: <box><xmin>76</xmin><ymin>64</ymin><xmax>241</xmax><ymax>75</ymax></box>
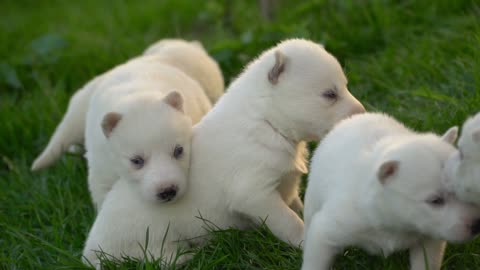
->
<box><xmin>156</xmin><ymin>185</ymin><xmax>178</xmax><ymax>202</ymax></box>
<box><xmin>471</xmin><ymin>219</ymin><xmax>480</xmax><ymax>235</ymax></box>
<box><xmin>350</xmin><ymin>102</ymin><xmax>366</xmax><ymax>116</ymax></box>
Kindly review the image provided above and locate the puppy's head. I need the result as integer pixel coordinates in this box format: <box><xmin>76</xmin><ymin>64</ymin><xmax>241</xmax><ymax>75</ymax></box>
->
<box><xmin>101</xmin><ymin>91</ymin><xmax>192</xmax><ymax>203</ymax></box>
<box><xmin>143</xmin><ymin>39</ymin><xmax>224</xmax><ymax>104</ymax></box>
<box><xmin>374</xmin><ymin>128</ymin><xmax>480</xmax><ymax>242</ymax></box>
<box><xmin>458</xmin><ymin>112</ymin><xmax>480</xmax><ymax>161</ymax></box>
<box><xmin>260</xmin><ymin>39</ymin><xmax>365</xmax><ymax>142</ymax></box>
<box><xmin>444</xmin><ymin>117</ymin><xmax>480</xmax><ymax>204</ymax></box>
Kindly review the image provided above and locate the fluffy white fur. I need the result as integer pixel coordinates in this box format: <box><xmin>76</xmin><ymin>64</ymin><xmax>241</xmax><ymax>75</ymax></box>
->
<box><xmin>185</xmin><ymin>38</ymin><xmax>365</xmax><ymax>247</ymax></box>
<box><xmin>31</xmin><ymin>39</ymin><xmax>223</xmax><ymax>172</ymax></box>
<box><xmin>82</xmin><ymin>98</ymin><xmax>193</xmax><ymax>268</ymax></box>
<box><xmin>82</xmin><ymin>40</ymin><xmax>221</xmax><ymax>266</ymax></box>
<box><xmin>302</xmin><ymin>113</ymin><xmax>480</xmax><ymax>270</ymax></box>
<box><xmin>143</xmin><ymin>39</ymin><xmax>224</xmax><ymax>104</ymax></box>
<box><xmin>83</xmin><ymin>38</ymin><xmax>365</xmax><ymax>266</ymax></box>
<box><xmin>84</xmin><ymin>51</ymin><xmax>215</xmax><ymax>207</ymax></box>
<box><xmin>445</xmin><ymin>112</ymin><xmax>480</xmax><ymax>204</ymax></box>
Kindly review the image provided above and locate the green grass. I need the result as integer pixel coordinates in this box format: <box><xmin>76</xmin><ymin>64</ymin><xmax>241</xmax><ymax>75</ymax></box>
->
<box><xmin>1</xmin><ymin>0</ymin><xmax>480</xmax><ymax>269</ymax></box>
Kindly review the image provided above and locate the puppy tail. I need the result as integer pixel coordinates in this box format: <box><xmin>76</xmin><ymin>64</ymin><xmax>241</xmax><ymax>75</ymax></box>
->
<box><xmin>31</xmin><ymin>82</ymin><xmax>95</xmax><ymax>171</ymax></box>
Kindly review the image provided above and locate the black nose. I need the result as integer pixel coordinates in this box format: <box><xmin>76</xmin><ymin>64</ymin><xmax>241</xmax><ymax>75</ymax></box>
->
<box><xmin>156</xmin><ymin>186</ymin><xmax>177</xmax><ymax>202</ymax></box>
<box><xmin>471</xmin><ymin>219</ymin><xmax>480</xmax><ymax>235</ymax></box>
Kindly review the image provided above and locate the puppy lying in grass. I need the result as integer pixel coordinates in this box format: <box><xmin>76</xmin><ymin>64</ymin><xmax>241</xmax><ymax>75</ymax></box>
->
<box><xmin>85</xmin><ymin>38</ymin><xmax>364</xmax><ymax>267</ymax></box>
<box><xmin>445</xmin><ymin>112</ymin><xmax>480</xmax><ymax>205</ymax></box>
<box><xmin>82</xmin><ymin>92</ymin><xmax>194</xmax><ymax>268</ymax></box>
<box><xmin>184</xmin><ymin>38</ymin><xmax>365</xmax><ymax>248</ymax></box>
<box><xmin>113</xmin><ymin>38</ymin><xmax>364</xmax><ymax>264</ymax></box>
<box><xmin>77</xmin><ymin>37</ymin><xmax>364</xmax><ymax>266</ymax></box>
<box><xmin>302</xmin><ymin>113</ymin><xmax>480</xmax><ymax>270</ymax></box>
<box><xmin>31</xmin><ymin>39</ymin><xmax>223</xmax><ymax>208</ymax></box>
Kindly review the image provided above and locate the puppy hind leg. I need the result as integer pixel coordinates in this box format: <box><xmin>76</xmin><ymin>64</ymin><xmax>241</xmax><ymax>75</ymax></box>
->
<box><xmin>409</xmin><ymin>239</ymin><xmax>446</xmax><ymax>270</ymax></box>
<box><xmin>288</xmin><ymin>141</ymin><xmax>309</xmax><ymax>214</ymax></box>
<box><xmin>277</xmin><ymin>172</ymin><xmax>304</xmax><ymax>215</ymax></box>
<box><xmin>32</xmin><ymin>83</ymin><xmax>96</xmax><ymax>171</ymax></box>
<box><xmin>289</xmin><ymin>195</ymin><xmax>304</xmax><ymax>214</ymax></box>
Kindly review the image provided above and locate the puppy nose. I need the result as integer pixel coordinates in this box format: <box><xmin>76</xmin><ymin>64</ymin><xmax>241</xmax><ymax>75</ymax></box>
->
<box><xmin>156</xmin><ymin>185</ymin><xmax>178</xmax><ymax>202</ymax></box>
<box><xmin>471</xmin><ymin>219</ymin><xmax>480</xmax><ymax>235</ymax></box>
<box><xmin>350</xmin><ymin>103</ymin><xmax>366</xmax><ymax>116</ymax></box>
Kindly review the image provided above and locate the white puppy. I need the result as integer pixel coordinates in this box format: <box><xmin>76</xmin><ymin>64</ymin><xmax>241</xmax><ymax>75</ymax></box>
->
<box><xmin>31</xmin><ymin>39</ymin><xmax>222</xmax><ymax>208</ymax></box>
<box><xmin>83</xmin><ymin>38</ymin><xmax>365</xmax><ymax>266</ymax></box>
<box><xmin>144</xmin><ymin>39</ymin><xmax>224</xmax><ymax>104</ymax></box>
<box><xmin>82</xmin><ymin>95</ymin><xmax>193</xmax><ymax>268</ymax></box>
<box><xmin>445</xmin><ymin>112</ymin><xmax>480</xmax><ymax>204</ymax></box>
<box><xmin>31</xmin><ymin>39</ymin><xmax>223</xmax><ymax>172</ymax></box>
<box><xmin>302</xmin><ymin>113</ymin><xmax>480</xmax><ymax>270</ymax></box>
<box><xmin>184</xmin><ymin>38</ymin><xmax>365</xmax><ymax>247</ymax></box>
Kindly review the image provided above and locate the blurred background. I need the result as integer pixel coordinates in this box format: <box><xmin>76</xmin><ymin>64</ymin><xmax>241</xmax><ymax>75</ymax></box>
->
<box><xmin>1</xmin><ymin>0</ymin><xmax>479</xmax><ymax>269</ymax></box>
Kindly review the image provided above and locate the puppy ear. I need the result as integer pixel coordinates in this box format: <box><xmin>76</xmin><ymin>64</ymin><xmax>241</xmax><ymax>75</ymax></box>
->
<box><xmin>268</xmin><ymin>50</ymin><xmax>287</xmax><ymax>85</ymax></box>
<box><xmin>102</xmin><ymin>112</ymin><xmax>122</xmax><ymax>138</ymax></box>
<box><xmin>472</xmin><ymin>128</ymin><xmax>480</xmax><ymax>143</ymax></box>
<box><xmin>163</xmin><ymin>91</ymin><xmax>184</xmax><ymax>113</ymax></box>
<box><xmin>441</xmin><ymin>126</ymin><xmax>458</xmax><ymax>145</ymax></box>
<box><xmin>377</xmin><ymin>160</ymin><xmax>399</xmax><ymax>185</ymax></box>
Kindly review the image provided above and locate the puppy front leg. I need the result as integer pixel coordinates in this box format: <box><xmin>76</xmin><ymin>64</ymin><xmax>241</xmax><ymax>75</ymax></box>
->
<box><xmin>88</xmin><ymin>168</ymin><xmax>117</xmax><ymax>209</ymax></box>
<box><xmin>150</xmin><ymin>242</ymin><xmax>192</xmax><ymax>267</ymax></box>
<box><xmin>302</xmin><ymin>212</ymin><xmax>339</xmax><ymax>270</ymax></box>
<box><xmin>232</xmin><ymin>191</ymin><xmax>304</xmax><ymax>247</ymax></box>
<box><xmin>409</xmin><ymin>239</ymin><xmax>446</xmax><ymax>270</ymax></box>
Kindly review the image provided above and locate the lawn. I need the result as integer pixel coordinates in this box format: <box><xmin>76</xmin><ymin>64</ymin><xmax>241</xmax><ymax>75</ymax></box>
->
<box><xmin>1</xmin><ymin>0</ymin><xmax>479</xmax><ymax>269</ymax></box>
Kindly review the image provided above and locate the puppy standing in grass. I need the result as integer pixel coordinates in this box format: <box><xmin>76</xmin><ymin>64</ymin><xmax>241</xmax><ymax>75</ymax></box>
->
<box><xmin>31</xmin><ymin>39</ymin><xmax>224</xmax><ymax>208</ymax></box>
<box><xmin>445</xmin><ymin>112</ymin><xmax>480</xmax><ymax>204</ymax></box>
<box><xmin>302</xmin><ymin>113</ymin><xmax>480</xmax><ymax>270</ymax></box>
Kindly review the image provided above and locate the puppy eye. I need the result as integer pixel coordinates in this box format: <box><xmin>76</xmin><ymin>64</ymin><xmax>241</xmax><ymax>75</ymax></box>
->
<box><xmin>130</xmin><ymin>155</ymin><xmax>145</xmax><ymax>169</ymax></box>
<box><xmin>173</xmin><ymin>145</ymin><xmax>184</xmax><ymax>159</ymax></box>
<box><xmin>426</xmin><ymin>196</ymin><xmax>445</xmax><ymax>207</ymax></box>
<box><xmin>322</xmin><ymin>89</ymin><xmax>337</xmax><ymax>100</ymax></box>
